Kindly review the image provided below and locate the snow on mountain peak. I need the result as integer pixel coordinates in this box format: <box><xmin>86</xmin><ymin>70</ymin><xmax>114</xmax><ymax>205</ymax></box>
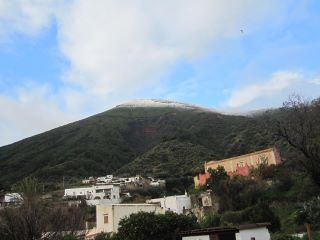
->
<box><xmin>115</xmin><ymin>99</ymin><xmax>214</xmax><ymax>112</ymax></box>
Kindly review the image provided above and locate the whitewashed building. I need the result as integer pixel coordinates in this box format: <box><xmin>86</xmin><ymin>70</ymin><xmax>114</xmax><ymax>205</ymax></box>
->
<box><xmin>64</xmin><ymin>184</ymin><xmax>121</xmax><ymax>205</ymax></box>
<box><xmin>64</xmin><ymin>187</ymin><xmax>92</xmax><ymax>199</ymax></box>
<box><xmin>85</xmin><ymin>203</ymin><xmax>162</xmax><ymax>239</ymax></box>
<box><xmin>146</xmin><ymin>193</ymin><xmax>191</xmax><ymax>214</ymax></box>
<box><xmin>96</xmin><ymin>175</ymin><xmax>113</xmax><ymax>184</ymax></box>
<box><xmin>235</xmin><ymin>223</ymin><xmax>271</xmax><ymax>240</ymax></box>
<box><xmin>3</xmin><ymin>193</ymin><xmax>23</xmax><ymax>204</ymax></box>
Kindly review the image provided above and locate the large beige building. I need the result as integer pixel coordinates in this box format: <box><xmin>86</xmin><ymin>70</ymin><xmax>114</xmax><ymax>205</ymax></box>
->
<box><xmin>86</xmin><ymin>204</ymin><xmax>162</xmax><ymax>239</ymax></box>
<box><xmin>194</xmin><ymin>147</ymin><xmax>281</xmax><ymax>188</ymax></box>
<box><xmin>204</xmin><ymin>147</ymin><xmax>281</xmax><ymax>173</ymax></box>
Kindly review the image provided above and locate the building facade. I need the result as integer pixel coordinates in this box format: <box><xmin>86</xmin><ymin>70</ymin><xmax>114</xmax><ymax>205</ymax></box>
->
<box><xmin>146</xmin><ymin>194</ymin><xmax>191</xmax><ymax>214</ymax></box>
<box><xmin>235</xmin><ymin>224</ymin><xmax>271</xmax><ymax>240</ymax></box>
<box><xmin>3</xmin><ymin>193</ymin><xmax>23</xmax><ymax>204</ymax></box>
<box><xmin>86</xmin><ymin>203</ymin><xmax>162</xmax><ymax>238</ymax></box>
<box><xmin>64</xmin><ymin>184</ymin><xmax>121</xmax><ymax>204</ymax></box>
<box><xmin>194</xmin><ymin>147</ymin><xmax>281</xmax><ymax>188</ymax></box>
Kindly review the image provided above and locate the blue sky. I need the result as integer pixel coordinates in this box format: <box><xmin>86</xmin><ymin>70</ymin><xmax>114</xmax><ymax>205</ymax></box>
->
<box><xmin>0</xmin><ymin>0</ymin><xmax>320</xmax><ymax>146</ymax></box>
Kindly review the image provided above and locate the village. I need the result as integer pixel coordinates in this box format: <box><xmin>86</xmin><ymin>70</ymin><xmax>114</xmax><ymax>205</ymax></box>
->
<box><xmin>1</xmin><ymin>147</ymin><xmax>282</xmax><ymax>240</ymax></box>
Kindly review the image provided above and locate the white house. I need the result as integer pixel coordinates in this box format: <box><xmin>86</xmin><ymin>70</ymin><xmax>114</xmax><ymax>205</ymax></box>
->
<box><xmin>64</xmin><ymin>184</ymin><xmax>121</xmax><ymax>205</ymax></box>
<box><xmin>236</xmin><ymin>223</ymin><xmax>271</xmax><ymax>240</ymax></box>
<box><xmin>150</xmin><ymin>180</ymin><xmax>160</xmax><ymax>187</ymax></box>
<box><xmin>85</xmin><ymin>203</ymin><xmax>162</xmax><ymax>239</ymax></box>
<box><xmin>96</xmin><ymin>175</ymin><xmax>113</xmax><ymax>184</ymax></box>
<box><xmin>146</xmin><ymin>193</ymin><xmax>191</xmax><ymax>214</ymax></box>
<box><xmin>64</xmin><ymin>187</ymin><xmax>93</xmax><ymax>199</ymax></box>
<box><xmin>85</xmin><ymin>185</ymin><xmax>121</xmax><ymax>206</ymax></box>
<box><xmin>3</xmin><ymin>193</ymin><xmax>23</xmax><ymax>204</ymax></box>
<box><xmin>180</xmin><ymin>223</ymin><xmax>271</xmax><ymax>240</ymax></box>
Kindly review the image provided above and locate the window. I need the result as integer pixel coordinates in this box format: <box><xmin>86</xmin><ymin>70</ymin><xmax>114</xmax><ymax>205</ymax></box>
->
<box><xmin>104</xmin><ymin>214</ymin><xmax>108</xmax><ymax>224</ymax></box>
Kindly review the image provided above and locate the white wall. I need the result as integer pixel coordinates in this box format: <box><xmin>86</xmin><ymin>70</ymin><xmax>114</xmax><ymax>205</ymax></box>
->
<box><xmin>4</xmin><ymin>193</ymin><xmax>22</xmax><ymax>203</ymax></box>
<box><xmin>176</xmin><ymin>196</ymin><xmax>191</xmax><ymax>214</ymax></box>
<box><xmin>92</xmin><ymin>185</ymin><xmax>120</xmax><ymax>200</ymax></box>
<box><xmin>147</xmin><ymin>195</ymin><xmax>191</xmax><ymax>214</ymax></box>
<box><xmin>64</xmin><ymin>187</ymin><xmax>92</xmax><ymax>198</ymax></box>
<box><xmin>236</xmin><ymin>227</ymin><xmax>271</xmax><ymax>240</ymax></box>
<box><xmin>64</xmin><ymin>185</ymin><xmax>120</xmax><ymax>200</ymax></box>
<box><xmin>182</xmin><ymin>235</ymin><xmax>210</xmax><ymax>240</ymax></box>
<box><xmin>86</xmin><ymin>198</ymin><xmax>121</xmax><ymax>206</ymax></box>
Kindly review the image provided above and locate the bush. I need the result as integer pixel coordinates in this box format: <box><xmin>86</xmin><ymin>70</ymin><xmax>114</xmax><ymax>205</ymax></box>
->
<box><xmin>220</xmin><ymin>202</ymin><xmax>280</xmax><ymax>232</ymax></box>
<box><xmin>271</xmin><ymin>233</ymin><xmax>301</xmax><ymax>240</ymax></box>
<box><xmin>114</xmin><ymin>211</ymin><xmax>198</xmax><ymax>240</ymax></box>
<box><xmin>199</xmin><ymin>213</ymin><xmax>221</xmax><ymax>228</ymax></box>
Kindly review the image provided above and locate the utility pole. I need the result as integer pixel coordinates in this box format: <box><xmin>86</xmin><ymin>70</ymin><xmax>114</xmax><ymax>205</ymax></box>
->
<box><xmin>63</xmin><ymin>176</ymin><xmax>65</xmax><ymax>188</ymax></box>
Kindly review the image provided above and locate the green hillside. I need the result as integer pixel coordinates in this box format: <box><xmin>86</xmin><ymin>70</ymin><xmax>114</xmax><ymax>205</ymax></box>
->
<box><xmin>0</xmin><ymin>104</ymin><xmax>279</xmax><ymax>187</ymax></box>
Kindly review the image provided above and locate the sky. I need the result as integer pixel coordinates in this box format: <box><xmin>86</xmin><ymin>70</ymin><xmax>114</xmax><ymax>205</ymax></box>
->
<box><xmin>0</xmin><ymin>0</ymin><xmax>320</xmax><ymax>146</ymax></box>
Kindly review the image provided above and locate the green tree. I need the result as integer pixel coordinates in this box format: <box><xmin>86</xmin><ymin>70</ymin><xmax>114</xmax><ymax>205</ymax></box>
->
<box><xmin>114</xmin><ymin>211</ymin><xmax>198</xmax><ymax>240</ymax></box>
<box><xmin>207</xmin><ymin>166</ymin><xmax>229</xmax><ymax>189</ymax></box>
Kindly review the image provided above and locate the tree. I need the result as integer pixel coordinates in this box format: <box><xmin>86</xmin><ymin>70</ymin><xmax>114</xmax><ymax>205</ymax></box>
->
<box><xmin>207</xmin><ymin>167</ymin><xmax>266</xmax><ymax>212</ymax></box>
<box><xmin>114</xmin><ymin>211</ymin><xmax>198</xmax><ymax>240</ymax></box>
<box><xmin>296</xmin><ymin>197</ymin><xmax>320</xmax><ymax>240</ymax></box>
<box><xmin>276</xmin><ymin>95</ymin><xmax>320</xmax><ymax>186</ymax></box>
<box><xmin>207</xmin><ymin>166</ymin><xmax>229</xmax><ymax>189</ymax></box>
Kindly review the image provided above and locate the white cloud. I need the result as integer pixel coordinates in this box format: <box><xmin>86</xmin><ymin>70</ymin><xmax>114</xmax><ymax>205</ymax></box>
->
<box><xmin>226</xmin><ymin>71</ymin><xmax>303</xmax><ymax>108</ymax></box>
<box><xmin>55</xmin><ymin>0</ymin><xmax>290</xmax><ymax>109</ymax></box>
<box><xmin>0</xmin><ymin>85</ymin><xmax>78</xmax><ymax>146</ymax></box>
<box><xmin>310</xmin><ymin>76</ymin><xmax>320</xmax><ymax>85</ymax></box>
<box><xmin>0</xmin><ymin>0</ymin><xmax>58</xmax><ymax>38</ymax></box>
<box><xmin>0</xmin><ymin>0</ymin><xmax>291</xmax><ymax>103</ymax></box>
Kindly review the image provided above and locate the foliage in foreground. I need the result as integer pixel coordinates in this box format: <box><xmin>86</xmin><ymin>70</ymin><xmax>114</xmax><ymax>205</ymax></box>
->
<box><xmin>0</xmin><ymin>178</ymin><xmax>87</xmax><ymax>240</ymax></box>
<box><xmin>112</xmin><ymin>211</ymin><xmax>198</xmax><ymax>240</ymax></box>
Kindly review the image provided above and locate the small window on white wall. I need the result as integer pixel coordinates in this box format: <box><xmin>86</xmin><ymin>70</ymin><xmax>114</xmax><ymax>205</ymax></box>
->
<box><xmin>104</xmin><ymin>214</ymin><xmax>108</xmax><ymax>224</ymax></box>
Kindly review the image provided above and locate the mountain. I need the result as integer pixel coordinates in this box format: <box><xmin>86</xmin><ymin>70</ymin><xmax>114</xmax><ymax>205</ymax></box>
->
<box><xmin>0</xmin><ymin>99</ymin><xmax>277</xmax><ymax>187</ymax></box>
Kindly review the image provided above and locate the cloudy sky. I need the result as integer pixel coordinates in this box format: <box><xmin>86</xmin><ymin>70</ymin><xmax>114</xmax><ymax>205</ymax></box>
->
<box><xmin>0</xmin><ymin>0</ymin><xmax>320</xmax><ymax>146</ymax></box>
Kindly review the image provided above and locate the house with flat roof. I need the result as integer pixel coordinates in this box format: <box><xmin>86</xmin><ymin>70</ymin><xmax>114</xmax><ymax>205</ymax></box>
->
<box><xmin>85</xmin><ymin>203</ymin><xmax>162</xmax><ymax>239</ymax></box>
<box><xmin>146</xmin><ymin>193</ymin><xmax>191</xmax><ymax>214</ymax></box>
